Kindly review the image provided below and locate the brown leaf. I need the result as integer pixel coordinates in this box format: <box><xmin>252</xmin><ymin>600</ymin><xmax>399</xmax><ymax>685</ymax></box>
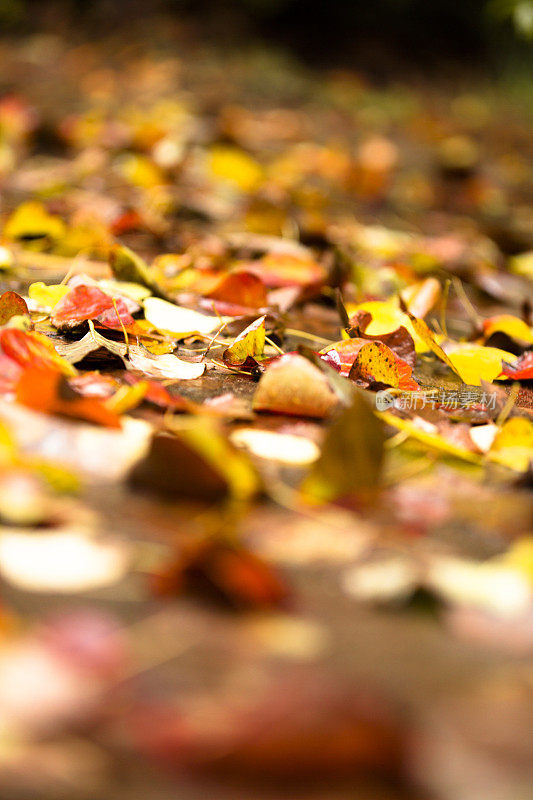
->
<box><xmin>151</xmin><ymin>538</ymin><xmax>289</xmax><ymax>610</ymax></box>
<box><xmin>0</xmin><ymin>291</ymin><xmax>29</xmax><ymax>326</ymax></box>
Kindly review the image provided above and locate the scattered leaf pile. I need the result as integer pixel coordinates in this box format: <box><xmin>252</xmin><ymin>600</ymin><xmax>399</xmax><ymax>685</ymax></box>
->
<box><xmin>0</xmin><ymin>23</ymin><xmax>532</xmax><ymax>800</ymax></box>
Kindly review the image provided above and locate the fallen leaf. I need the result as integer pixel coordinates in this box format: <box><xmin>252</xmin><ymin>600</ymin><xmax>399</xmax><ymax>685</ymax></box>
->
<box><xmin>130</xmin><ymin>418</ymin><xmax>259</xmax><ymax>504</ymax></box>
<box><xmin>51</xmin><ymin>284</ymin><xmax>114</xmax><ymax>328</ymax></box>
<box><xmin>151</xmin><ymin>539</ymin><xmax>289</xmax><ymax>610</ymax></box>
<box><xmin>0</xmin><ymin>291</ymin><xmax>29</xmax><ymax>325</ymax></box>
<box><xmin>347</xmin><ymin>300</ymin><xmax>429</xmax><ymax>353</ymax></box>
<box><xmin>224</xmin><ymin>315</ymin><xmax>266</xmax><ymax>366</ymax></box>
<box><xmin>127</xmin><ymin>347</ymin><xmax>205</xmax><ymax>380</ymax></box>
<box><xmin>377</xmin><ymin>411</ymin><xmax>482</xmax><ymax>463</ymax></box>
<box><xmin>500</xmin><ymin>351</ymin><xmax>533</xmax><ymax>380</ymax></box>
<box><xmin>16</xmin><ymin>367</ymin><xmax>121</xmax><ymax>428</ymax></box>
<box><xmin>109</xmin><ymin>244</ymin><xmax>168</xmax><ymax>299</ymax></box>
<box><xmin>144</xmin><ymin>296</ymin><xmax>227</xmax><ymax>337</ymax></box>
<box><xmin>0</xmin><ymin>328</ymin><xmax>76</xmax><ymax>375</ymax></box>
<box><xmin>253</xmin><ymin>354</ymin><xmax>339</xmax><ymax>418</ymax></box>
<box><xmin>247</xmin><ymin>252</ymin><xmax>326</xmax><ymax>289</ymax></box>
<box><xmin>349</xmin><ymin>341</ymin><xmax>419</xmax><ymax>390</ymax></box>
<box><xmin>446</xmin><ymin>344</ymin><xmax>518</xmax><ymax>386</ymax></box>
<box><xmin>206</xmin><ymin>270</ymin><xmax>267</xmax><ymax>310</ymax></box>
<box><xmin>208</xmin><ymin>145</ymin><xmax>263</xmax><ymax>192</ymax></box>
<box><xmin>400</xmin><ymin>277</ymin><xmax>441</xmax><ymax>318</ymax></box>
<box><xmin>230</xmin><ymin>428</ymin><xmax>319</xmax><ymax>465</ymax></box>
<box><xmin>302</xmin><ymin>390</ymin><xmax>385</xmax><ymax>503</ymax></box>
<box><xmin>28</xmin><ymin>281</ymin><xmax>71</xmax><ymax>309</ymax></box>
<box><xmin>3</xmin><ymin>201</ymin><xmax>66</xmax><ymax>242</ymax></box>
<box><xmin>482</xmin><ymin>314</ymin><xmax>533</xmax><ymax>346</ymax></box>
<box><xmin>487</xmin><ymin>417</ymin><xmax>533</xmax><ymax>471</ymax></box>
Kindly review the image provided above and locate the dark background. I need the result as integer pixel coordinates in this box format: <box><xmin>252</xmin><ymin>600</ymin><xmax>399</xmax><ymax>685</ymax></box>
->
<box><xmin>0</xmin><ymin>0</ymin><xmax>531</xmax><ymax>75</ymax></box>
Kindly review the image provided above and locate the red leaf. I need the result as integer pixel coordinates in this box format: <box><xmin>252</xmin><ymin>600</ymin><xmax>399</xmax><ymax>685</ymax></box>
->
<box><xmin>95</xmin><ymin>297</ymin><xmax>135</xmax><ymax>329</ymax></box>
<box><xmin>320</xmin><ymin>338</ymin><xmax>367</xmax><ymax>376</ymax></box>
<box><xmin>0</xmin><ymin>328</ymin><xmax>68</xmax><ymax>372</ymax></box>
<box><xmin>51</xmin><ymin>284</ymin><xmax>114</xmax><ymax>325</ymax></box>
<box><xmin>500</xmin><ymin>351</ymin><xmax>533</xmax><ymax>380</ymax></box>
<box><xmin>123</xmin><ymin>373</ymin><xmax>189</xmax><ymax>411</ymax></box>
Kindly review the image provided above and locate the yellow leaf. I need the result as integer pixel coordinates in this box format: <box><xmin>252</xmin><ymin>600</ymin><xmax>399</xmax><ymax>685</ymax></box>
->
<box><xmin>106</xmin><ymin>381</ymin><xmax>149</xmax><ymax>414</ymax></box>
<box><xmin>493</xmin><ymin>417</ymin><xmax>533</xmax><ymax>450</ymax></box>
<box><xmin>208</xmin><ymin>145</ymin><xmax>263</xmax><ymax>192</ymax></box>
<box><xmin>4</xmin><ymin>201</ymin><xmax>66</xmax><ymax>242</ymax></box>
<box><xmin>509</xmin><ymin>250</ymin><xmax>533</xmax><ymax>279</ymax></box>
<box><xmin>500</xmin><ymin>537</ymin><xmax>533</xmax><ymax>585</ymax></box>
<box><xmin>486</xmin><ymin>418</ymin><xmax>533</xmax><ymax>472</ymax></box>
<box><xmin>352</xmin><ymin>341</ymin><xmax>418</xmax><ymax>390</ymax></box>
<box><xmin>28</xmin><ymin>282</ymin><xmax>70</xmax><ymax>309</ymax></box>
<box><xmin>483</xmin><ymin>314</ymin><xmax>533</xmax><ymax>345</ymax></box>
<box><xmin>346</xmin><ymin>300</ymin><xmax>429</xmax><ymax>353</ymax></box>
<box><xmin>116</xmin><ymin>153</ymin><xmax>164</xmax><ymax>188</ymax></box>
<box><xmin>446</xmin><ymin>344</ymin><xmax>518</xmax><ymax>386</ymax></box>
<box><xmin>0</xmin><ymin>422</ymin><xmax>15</xmax><ymax>467</ymax></box>
<box><xmin>403</xmin><ymin>309</ymin><xmax>460</xmax><ymax>374</ymax></box>
<box><xmin>377</xmin><ymin>411</ymin><xmax>482</xmax><ymax>463</ymax></box>
<box><xmin>224</xmin><ymin>315</ymin><xmax>266</xmax><ymax>365</ymax></box>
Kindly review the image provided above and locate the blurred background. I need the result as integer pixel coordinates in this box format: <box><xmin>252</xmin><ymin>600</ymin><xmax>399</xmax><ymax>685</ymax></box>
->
<box><xmin>0</xmin><ymin>0</ymin><xmax>532</xmax><ymax>70</ymax></box>
<box><xmin>0</xmin><ymin>4</ymin><xmax>531</xmax><ymax>800</ymax></box>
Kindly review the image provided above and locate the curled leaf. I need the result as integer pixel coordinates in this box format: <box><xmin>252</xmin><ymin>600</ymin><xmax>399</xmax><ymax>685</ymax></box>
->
<box><xmin>224</xmin><ymin>315</ymin><xmax>266</xmax><ymax>366</ymax></box>
<box><xmin>144</xmin><ymin>296</ymin><xmax>227</xmax><ymax>337</ymax></box>
<box><xmin>127</xmin><ymin>347</ymin><xmax>205</xmax><ymax>380</ymax></box>
<box><xmin>500</xmin><ymin>351</ymin><xmax>533</xmax><ymax>380</ymax></box>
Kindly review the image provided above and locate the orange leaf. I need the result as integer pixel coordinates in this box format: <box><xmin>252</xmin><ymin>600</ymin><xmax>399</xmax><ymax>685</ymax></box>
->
<box><xmin>249</xmin><ymin>253</ymin><xmax>326</xmax><ymax>289</ymax></box>
<box><xmin>16</xmin><ymin>367</ymin><xmax>121</xmax><ymax>427</ymax></box>
<box><xmin>151</xmin><ymin>539</ymin><xmax>289</xmax><ymax>611</ymax></box>
<box><xmin>206</xmin><ymin>270</ymin><xmax>268</xmax><ymax>310</ymax></box>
